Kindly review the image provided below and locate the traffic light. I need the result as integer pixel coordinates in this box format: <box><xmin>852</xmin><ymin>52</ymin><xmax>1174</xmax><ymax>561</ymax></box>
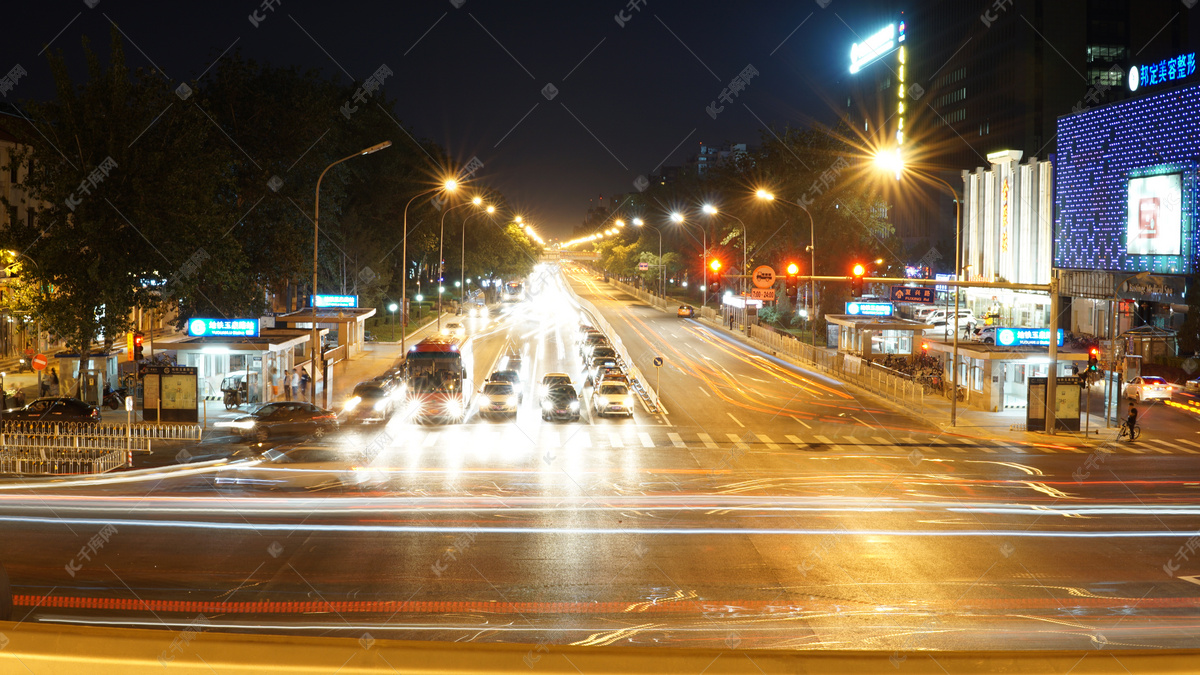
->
<box><xmin>1087</xmin><ymin>348</ymin><xmax>1099</xmax><ymax>372</ymax></box>
<box><xmin>709</xmin><ymin>258</ymin><xmax>722</xmax><ymax>274</ymax></box>
<box><xmin>708</xmin><ymin>259</ymin><xmax>722</xmax><ymax>297</ymax></box>
<box><xmin>851</xmin><ymin>263</ymin><xmax>865</xmax><ymax>298</ymax></box>
<box><xmin>133</xmin><ymin>332</ymin><xmax>144</xmax><ymax>361</ymax></box>
<box><xmin>785</xmin><ymin>262</ymin><xmax>799</xmax><ymax>298</ymax></box>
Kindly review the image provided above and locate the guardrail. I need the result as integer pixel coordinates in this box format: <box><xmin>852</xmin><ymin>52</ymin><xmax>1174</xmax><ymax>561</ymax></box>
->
<box><xmin>0</xmin><ymin>420</ymin><xmax>201</xmax><ymax>441</ymax></box>
<box><xmin>0</xmin><ymin>448</ymin><xmax>126</xmax><ymax>475</ymax></box>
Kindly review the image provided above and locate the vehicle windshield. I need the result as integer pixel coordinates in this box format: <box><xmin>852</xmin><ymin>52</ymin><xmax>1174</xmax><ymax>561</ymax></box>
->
<box><xmin>352</xmin><ymin>384</ymin><xmax>387</xmax><ymax>398</ymax></box>
<box><xmin>597</xmin><ymin>384</ymin><xmax>628</xmax><ymax>396</ymax></box>
<box><xmin>483</xmin><ymin>383</ymin><xmax>513</xmax><ymax>395</ymax></box>
<box><xmin>1142</xmin><ymin>376</ymin><xmax>1167</xmax><ymax>384</ymax></box>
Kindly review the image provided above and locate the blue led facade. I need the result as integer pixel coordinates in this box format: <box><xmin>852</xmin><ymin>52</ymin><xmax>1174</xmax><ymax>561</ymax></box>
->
<box><xmin>1055</xmin><ymin>82</ymin><xmax>1199</xmax><ymax>275</ymax></box>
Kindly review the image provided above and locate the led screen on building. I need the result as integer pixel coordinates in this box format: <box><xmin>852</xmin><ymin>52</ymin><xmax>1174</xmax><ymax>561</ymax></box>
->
<box><xmin>1055</xmin><ymin>82</ymin><xmax>1198</xmax><ymax>275</ymax></box>
<box><xmin>1126</xmin><ymin>174</ymin><xmax>1182</xmax><ymax>256</ymax></box>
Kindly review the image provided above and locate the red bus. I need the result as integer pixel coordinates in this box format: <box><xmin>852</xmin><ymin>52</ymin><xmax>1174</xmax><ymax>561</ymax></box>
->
<box><xmin>404</xmin><ymin>337</ymin><xmax>472</xmax><ymax>422</ymax></box>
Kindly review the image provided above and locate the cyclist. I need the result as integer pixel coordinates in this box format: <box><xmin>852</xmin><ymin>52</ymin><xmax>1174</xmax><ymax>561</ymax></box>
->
<box><xmin>1124</xmin><ymin>404</ymin><xmax>1138</xmax><ymax>439</ymax></box>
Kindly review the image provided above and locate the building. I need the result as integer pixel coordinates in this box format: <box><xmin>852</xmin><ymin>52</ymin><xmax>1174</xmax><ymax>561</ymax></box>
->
<box><xmin>960</xmin><ymin>150</ymin><xmax>1054</xmax><ymax>327</ymax></box>
<box><xmin>686</xmin><ymin>142</ymin><xmax>748</xmax><ymax>178</ymax></box>
<box><xmin>1054</xmin><ymin>71</ymin><xmax>1200</xmax><ymax>339</ymax></box>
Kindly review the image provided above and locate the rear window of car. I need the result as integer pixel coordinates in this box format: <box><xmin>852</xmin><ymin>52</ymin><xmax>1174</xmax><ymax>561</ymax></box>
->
<box><xmin>543</xmin><ymin>375</ymin><xmax>570</xmax><ymax>386</ymax></box>
<box><xmin>1142</xmin><ymin>377</ymin><xmax>1167</xmax><ymax>384</ymax></box>
<box><xmin>548</xmin><ymin>385</ymin><xmax>577</xmax><ymax>399</ymax></box>
<box><xmin>598</xmin><ymin>384</ymin><xmax>628</xmax><ymax>396</ymax></box>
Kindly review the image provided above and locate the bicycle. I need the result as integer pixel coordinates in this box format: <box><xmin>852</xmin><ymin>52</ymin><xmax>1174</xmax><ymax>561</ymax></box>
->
<box><xmin>1117</xmin><ymin>421</ymin><xmax>1141</xmax><ymax>442</ymax></box>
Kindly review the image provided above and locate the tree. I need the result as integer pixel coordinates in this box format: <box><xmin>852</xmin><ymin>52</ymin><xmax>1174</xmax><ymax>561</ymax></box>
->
<box><xmin>1180</xmin><ymin>278</ymin><xmax>1200</xmax><ymax>355</ymax></box>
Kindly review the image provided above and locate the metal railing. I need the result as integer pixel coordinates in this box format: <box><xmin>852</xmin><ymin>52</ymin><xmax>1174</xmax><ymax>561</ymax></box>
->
<box><xmin>0</xmin><ymin>449</ymin><xmax>126</xmax><ymax>475</ymax></box>
<box><xmin>0</xmin><ymin>420</ymin><xmax>201</xmax><ymax>441</ymax></box>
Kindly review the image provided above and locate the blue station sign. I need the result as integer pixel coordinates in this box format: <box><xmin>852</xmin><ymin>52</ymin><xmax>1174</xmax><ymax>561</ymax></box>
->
<box><xmin>995</xmin><ymin>327</ymin><xmax>1064</xmax><ymax>347</ymax></box>
<box><xmin>845</xmin><ymin>302</ymin><xmax>894</xmax><ymax>317</ymax></box>
<box><xmin>890</xmin><ymin>285</ymin><xmax>935</xmax><ymax>304</ymax></box>
<box><xmin>312</xmin><ymin>294</ymin><xmax>358</xmax><ymax>308</ymax></box>
<box><xmin>187</xmin><ymin>318</ymin><xmax>259</xmax><ymax>338</ymax></box>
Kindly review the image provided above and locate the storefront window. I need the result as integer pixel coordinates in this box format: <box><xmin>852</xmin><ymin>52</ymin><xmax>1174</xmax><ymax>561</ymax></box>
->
<box><xmin>972</xmin><ymin>358</ymin><xmax>984</xmax><ymax>391</ymax></box>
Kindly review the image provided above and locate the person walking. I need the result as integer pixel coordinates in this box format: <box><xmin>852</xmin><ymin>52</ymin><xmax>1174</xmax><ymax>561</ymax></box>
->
<box><xmin>299</xmin><ymin>367</ymin><xmax>311</xmax><ymax>401</ymax></box>
<box><xmin>49</xmin><ymin>368</ymin><xmax>59</xmax><ymax>396</ymax></box>
<box><xmin>288</xmin><ymin>367</ymin><xmax>299</xmax><ymax>401</ymax></box>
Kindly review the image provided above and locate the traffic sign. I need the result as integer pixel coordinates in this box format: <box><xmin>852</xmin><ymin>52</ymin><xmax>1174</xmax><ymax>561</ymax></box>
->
<box><xmin>752</xmin><ymin>265</ymin><xmax>776</xmax><ymax>289</ymax></box>
<box><xmin>891</xmin><ymin>285</ymin><xmax>935</xmax><ymax>304</ymax></box>
<box><xmin>637</xmin><ymin>262</ymin><xmax>650</xmax><ymax>271</ymax></box>
<box><xmin>750</xmin><ymin>288</ymin><xmax>776</xmax><ymax>301</ymax></box>
<box><xmin>31</xmin><ymin>354</ymin><xmax>47</xmax><ymax>371</ymax></box>
<box><xmin>652</xmin><ymin>356</ymin><xmax>663</xmax><ymax>367</ymax></box>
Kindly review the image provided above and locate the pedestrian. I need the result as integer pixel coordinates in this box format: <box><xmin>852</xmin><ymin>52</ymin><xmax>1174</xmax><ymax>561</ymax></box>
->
<box><xmin>288</xmin><ymin>367</ymin><xmax>298</xmax><ymax>401</ymax></box>
<box><xmin>299</xmin><ymin>367</ymin><xmax>311</xmax><ymax>399</ymax></box>
<box><xmin>49</xmin><ymin>368</ymin><xmax>59</xmax><ymax>396</ymax></box>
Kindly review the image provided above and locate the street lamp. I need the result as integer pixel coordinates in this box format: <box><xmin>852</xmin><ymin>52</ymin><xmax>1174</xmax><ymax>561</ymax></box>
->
<box><xmin>669</xmin><ymin>211</ymin><xmax>708</xmax><ymax>310</ymax></box>
<box><xmin>633</xmin><ymin>217</ymin><xmax>663</xmax><ymax>302</ymax></box>
<box><xmin>388</xmin><ymin>302</ymin><xmax>398</xmax><ymax>341</ymax></box>
<box><xmin>438</xmin><ymin>195</ymin><xmax>487</xmax><ymax>332</ymax></box>
<box><xmin>701</xmin><ymin>204</ymin><xmax>749</xmax><ymax>305</ymax></box>
<box><xmin>873</xmin><ymin>149</ymin><xmax>964</xmax><ymax>426</ymax></box>
<box><xmin>401</xmin><ymin>179</ymin><xmax>457</xmax><ymax>354</ymax></box>
<box><xmin>756</xmin><ymin>189</ymin><xmax>817</xmax><ymax>348</ymax></box>
<box><xmin>312</xmin><ymin>140</ymin><xmax>391</xmax><ymax>404</ymax></box>
<box><xmin>462</xmin><ymin>204</ymin><xmax>495</xmax><ymax>308</ymax></box>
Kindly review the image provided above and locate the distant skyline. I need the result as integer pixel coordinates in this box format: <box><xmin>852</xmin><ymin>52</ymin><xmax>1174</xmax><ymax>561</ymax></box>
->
<box><xmin>6</xmin><ymin>2</ymin><xmax>927</xmax><ymax>236</ymax></box>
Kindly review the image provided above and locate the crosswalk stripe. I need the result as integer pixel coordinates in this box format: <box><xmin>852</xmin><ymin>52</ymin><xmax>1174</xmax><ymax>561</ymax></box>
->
<box><xmin>608</xmin><ymin>432</ymin><xmax>624</xmax><ymax>448</ymax></box>
<box><xmin>726</xmin><ymin>433</ymin><xmax>745</xmax><ymax>445</ymax></box>
<box><xmin>567</xmin><ymin>431</ymin><xmax>591</xmax><ymax>448</ymax></box>
<box><xmin>949</xmin><ymin>446</ymin><xmax>967</xmax><ymax>453</ymax></box>
<box><xmin>545</xmin><ymin>431</ymin><xmax>561</xmax><ymax>449</ymax></box>
<box><xmin>843</xmin><ymin>437</ymin><xmax>870</xmax><ymax>448</ymax></box>
<box><xmin>423</xmin><ymin>432</ymin><xmax>439</xmax><ymax>448</ymax></box>
<box><xmin>756</xmin><ymin>433</ymin><xmax>780</xmax><ymax>450</ymax></box>
<box><xmin>668</xmin><ymin>432</ymin><xmax>685</xmax><ymax>448</ymax></box>
<box><xmin>1058</xmin><ymin>445</ymin><xmax>1087</xmax><ymax>453</ymax></box>
<box><xmin>1175</xmin><ymin>438</ymin><xmax>1200</xmax><ymax>449</ymax></box>
<box><xmin>785</xmin><ymin>434</ymin><xmax>805</xmax><ymax>447</ymax></box>
<box><xmin>1124</xmin><ymin>445</ymin><xmax>1144</xmax><ymax>454</ymax></box>
<box><xmin>697</xmin><ymin>433</ymin><xmax>717</xmax><ymax>449</ymax></box>
<box><xmin>639</xmin><ymin>432</ymin><xmax>654</xmax><ymax>448</ymax></box>
<box><xmin>813</xmin><ymin>435</ymin><xmax>834</xmax><ymax>445</ymax></box>
<box><xmin>872</xmin><ymin>436</ymin><xmax>895</xmax><ymax>445</ymax></box>
<box><xmin>1144</xmin><ymin>439</ymin><xmax>1175</xmax><ymax>454</ymax></box>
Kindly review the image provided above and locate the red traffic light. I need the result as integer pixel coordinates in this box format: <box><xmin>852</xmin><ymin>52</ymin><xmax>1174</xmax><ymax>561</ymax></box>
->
<box><xmin>709</xmin><ymin>259</ymin><xmax>722</xmax><ymax>273</ymax></box>
<box><xmin>133</xmin><ymin>333</ymin><xmax>144</xmax><ymax>347</ymax></box>
<box><xmin>786</xmin><ymin>262</ymin><xmax>799</xmax><ymax>276</ymax></box>
<box><xmin>852</xmin><ymin>263</ymin><xmax>866</xmax><ymax>277</ymax></box>
<box><xmin>1090</xmin><ymin>347</ymin><xmax>1099</xmax><ymax>356</ymax></box>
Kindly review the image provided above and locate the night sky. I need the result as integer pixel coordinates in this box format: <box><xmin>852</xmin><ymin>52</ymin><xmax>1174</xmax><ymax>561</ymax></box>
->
<box><xmin>6</xmin><ymin>1</ymin><xmax>894</xmax><ymax>237</ymax></box>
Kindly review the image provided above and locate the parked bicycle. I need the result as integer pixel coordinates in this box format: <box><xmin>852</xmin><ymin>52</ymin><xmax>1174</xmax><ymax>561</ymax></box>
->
<box><xmin>1117</xmin><ymin>421</ymin><xmax>1141</xmax><ymax>442</ymax></box>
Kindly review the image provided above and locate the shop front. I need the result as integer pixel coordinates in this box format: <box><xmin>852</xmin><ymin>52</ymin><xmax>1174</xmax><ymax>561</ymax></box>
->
<box><xmin>171</xmin><ymin>321</ymin><xmax>315</xmax><ymax>407</ymax></box>
<box><xmin>923</xmin><ymin>340</ymin><xmax>1087</xmax><ymax>412</ymax></box>
<box><xmin>276</xmin><ymin>305</ymin><xmax>377</xmax><ymax>361</ymax></box>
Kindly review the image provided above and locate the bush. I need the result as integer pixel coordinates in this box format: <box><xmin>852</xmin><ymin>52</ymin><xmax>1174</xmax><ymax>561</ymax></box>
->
<box><xmin>756</xmin><ymin>306</ymin><xmax>781</xmax><ymax>325</ymax></box>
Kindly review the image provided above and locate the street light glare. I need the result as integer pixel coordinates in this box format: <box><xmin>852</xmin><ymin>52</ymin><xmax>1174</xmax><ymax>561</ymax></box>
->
<box><xmin>633</xmin><ymin>217</ymin><xmax>644</xmax><ymax>226</ymax></box>
<box><xmin>615</xmin><ymin>220</ymin><xmax>625</xmax><ymax>227</ymax></box>
<box><xmin>443</xmin><ymin>179</ymin><xmax>458</xmax><ymax>192</ymax></box>
<box><xmin>515</xmin><ymin>215</ymin><xmax>523</xmax><ymax>224</ymax></box>
<box><xmin>472</xmin><ymin>196</ymin><xmax>483</xmax><ymax>205</ymax></box>
<box><xmin>670</xmin><ymin>212</ymin><xmax>684</xmax><ymax>223</ymax></box>
<box><xmin>486</xmin><ymin>205</ymin><xmax>495</xmax><ymax>213</ymax></box>
<box><xmin>755</xmin><ymin>189</ymin><xmax>775</xmax><ymax>201</ymax></box>
<box><xmin>875</xmin><ymin>148</ymin><xmax>903</xmax><ymax>179</ymax></box>
<box><xmin>702</xmin><ymin>204</ymin><xmax>718</xmax><ymax>215</ymax></box>
<box><xmin>388</xmin><ymin>303</ymin><xmax>398</xmax><ymax>312</ymax></box>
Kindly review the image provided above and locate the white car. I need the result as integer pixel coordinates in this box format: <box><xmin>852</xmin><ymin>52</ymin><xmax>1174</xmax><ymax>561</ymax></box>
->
<box><xmin>539</xmin><ymin>373</ymin><xmax>573</xmax><ymax>397</ymax></box>
<box><xmin>593</xmin><ymin>381</ymin><xmax>635</xmax><ymax>418</ymax></box>
<box><xmin>1124</xmin><ymin>376</ymin><xmax>1173</xmax><ymax>402</ymax></box>
<box><xmin>441</xmin><ymin>322</ymin><xmax>465</xmax><ymax>337</ymax></box>
<box><xmin>479</xmin><ymin>381</ymin><xmax>519</xmax><ymax>418</ymax></box>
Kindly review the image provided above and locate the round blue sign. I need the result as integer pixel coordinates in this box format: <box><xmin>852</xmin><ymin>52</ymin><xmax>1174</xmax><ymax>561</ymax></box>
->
<box><xmin>189</xmin><ymin>318</ymin><xmax>207</xmax><ymax>336</ymax></box>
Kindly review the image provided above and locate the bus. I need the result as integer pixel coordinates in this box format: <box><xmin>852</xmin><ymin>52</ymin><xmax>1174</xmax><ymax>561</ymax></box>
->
<box><xmin>503</xmin><ymin>280</ymin><xmax>525</xmax><ymax>302</ymax></box>
<box><xmin>404</xmin><ymin>337</ymin><xmax>472</xmax><ymax>423</ymax></box>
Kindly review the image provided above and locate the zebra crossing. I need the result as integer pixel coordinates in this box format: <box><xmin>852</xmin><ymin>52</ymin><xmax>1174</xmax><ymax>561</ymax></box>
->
<box><xmin>369</xmin><ymin>426</ymin><xmax>1200</xmax><ymax>456</ymax></box>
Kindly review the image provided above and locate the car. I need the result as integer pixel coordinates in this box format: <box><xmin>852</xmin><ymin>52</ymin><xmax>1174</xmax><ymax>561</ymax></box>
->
<box><xmin>479</xmin><ymin>381</ymin><xmax>519</xmax><ymax>418</ymax></box>
<box><xmin>924</xmin><ymin>309</ymin><xmax>976</xmax><ymax>336</ymax></box>
<box><xmin>342</xmin><ymin>381</ymin><xmax>395</xmax><ymax>423</ymax></box>
<box><xmin>468</xmin><ymin>305</ymin><xmax>488</xmax><ymax>318</ymax></box>
<box><xmin>592</xmin><ymin>381</ymin><xmax>635</xmax><ymax>418</ymax></box>
<box><xmin>587</xmin><ymin>345</ymin><xmax>618</xmax><ymax>365</ymax></box>
<box><xmin>677</xmin><ymin>305</ymin><xmax>695</xmax><ymax>318</ymax></box>
<box><xmin>487</xmin><ymin>370</ymin><xmax>524</xmax><ymax>402</ymax></box>
<box><xmin>1124</xmin><ymin>376</ymin><xmax>1174</xmax><ymax>402</ymax></box>
<box><xmin>214</xmin><ymin>447</ymin><xmax>381</xmax><ymax>492</ymax></box>
<box><xmin>363</xmin><ymin>331</ymin><xmax>378</xmax><ymax>342</ymax></box>
<box><xmin>587</xmin><ymin>356</ymin><xmax>619</xmax><ymax>385</ymax></box>
<box><xmin>441</xmin><ymin>321</ymin><xmax>466</xmax><ymax>338</ymax></box>
<box><xmin>579</xmin><ymin>330</ymin><xmax>607</xmax><ymax>356</ymax></box>
<box><xmin>539</xmin><ymin>373</ymin><xmax>573</xmax><ymax>397</ymax></box>
<box><xmin>581</xmin><ymin>338</ymin><xmax>612</xmax><ymax>362</ymax></box>
<box><xmin>541</xmin><ymin>384</ymin><xmax>581</xmax><ymax>422</ymax></box>
<box><xmin>595</xmin><ymin>367</ymin><xmax>628</xmax><ymax>386</ymax></box>
<box><xmin>1</xmin><ymin>397</ymin><xmax>101</xmax><ymax>424</ymax></box>
<box><xmin>973</xmin><ymin>326</ymin><xmax>998</xmax><ymax>344</ymax></box>
<box><xmin>1185</xmin><ymin>376</ymin><xmax>1200</xmax><ymax>393</ymax></box>
<box><xmin>219</xmin><ymin>401</ymin><xmax>339</xmax><ymax>442</ymax></box>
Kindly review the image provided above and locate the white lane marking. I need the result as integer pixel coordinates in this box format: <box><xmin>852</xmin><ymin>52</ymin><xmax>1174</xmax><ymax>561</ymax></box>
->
<box><xmin>727</xmin><ymin>413</ymin><xmax>745</xmax><ymax>428</ymax></box>
<box><xmin>608</xmin><ymin>432</ymin><xmax>625</xmax><ymax>448</ymax></box>
<box><xmin>726</xmin><ymin>433</ymin><xmax>743</xmax><ymax>445</ymax></box>
<box><xmin>1146</xmin><ymin>443</ymin><xmax>1173</xmax><ymax>454</ymax></box>
<box><xmin>423</xmin><ymin>433</ymin><xmax>439</xmax><ymax>448</ymax></box>
<box><xmin>668</xmin><ymin>432</ymin><xmax>685</xmax><ymax>448</ymax></box>
<box><xmin>784</xmin><ymin>435</ymin><xmax>806</xmax><ymax>449</ymax></box>
<box><xmin>697</xmin><ymin>433</ymin><xmax>718</xmax><ymax>449</ymax></box>
<box><xmin>756</xmin><ymin>433</ymin><xmax>780</xmax><ymax>450</ymax></box>
<box><xmin>813</xmin><ymin>435</ymin><xmax>833</xmax><ymax>445</ymax></box>
<box><xmin>699</xmin><ymin>388</ymin><xmax>712</xmax><ymax>398</ymax></box>
<box><xmin>568</xmin><ymin>432</ymin><xmax>591</xmax><ymax>449</ymax></box>
<box><xmin>639</xmin><ymin>432</ymin><xmax>654</xmax><ymax>448</ymax></box>
<box><xmin>1123</xmin><ymin>445</ymin><xmax>1145</xmax><ymax>454</ymax></box>
<box><xmin>1175</xmin><ymin>438</ymin><xmax>1200</xmax><ymax>450</ymax></box>
<box><xmin>792</xmin><ymin>416</ymin><xmax>812</xmax><ymax>429</ymax></box>
<box><xmin>842</xmin><ymin>437</ymin><xmax>869</xmax><ymax>448</ymax></box>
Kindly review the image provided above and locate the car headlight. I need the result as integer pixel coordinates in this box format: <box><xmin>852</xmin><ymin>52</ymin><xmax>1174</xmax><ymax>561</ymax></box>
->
<box><xmin>344</xmin><ymin>396</ymin><xmax>362</xmax><ymax>412</ymax></box>
<box><xmin>624</xmin><ymin>396</ymin><xmax>635</xmax><ymax>408</ymax></box>
<box><xmin>596</xmin><ymin>396</ymin><xmax>609</xmax><ymax>407</ymax></box>
<box><xmin>569</xmin><ymin>401</ymin><xmax>579</xmax><ymax>410</ymax></box>
<box><xmin>446</xmin><ymin>399</ymin><xmax>462</xmax><ymax>415</ymax></box>
<box><xmin>507</xmin><ymin>395</ymin><xmax>518</xmax><ymax>406</ymax></box>
<box><xmin>230</xmin><ymin>420</ymin><xmax>257</xmax><ymax>429</ymax></box>
<box><xmin>541</xmin><ymin>401</ymin><xmax>552</xmax><ymax>411</ymax></box>
<box><xmin>373</xmin><ymin>399</ymin><xmax>389</xmax><ymax>411</ymax></box>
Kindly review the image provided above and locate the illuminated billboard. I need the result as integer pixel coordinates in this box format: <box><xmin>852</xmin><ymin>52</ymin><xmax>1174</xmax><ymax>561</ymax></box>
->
<box><xmin>849</xmin><ymin>24</ymin><xmax>895</xmax><ymax>74</ymax></box>
<box><xmin>1055</xmin><ymin>81</ymin><xmax>1200</xmax><ymax>275</ymax></box>
<box><xmin>1126</xmin><ymin>174</ymin><xmax>1182</xmax><ymax>256</ymax></box>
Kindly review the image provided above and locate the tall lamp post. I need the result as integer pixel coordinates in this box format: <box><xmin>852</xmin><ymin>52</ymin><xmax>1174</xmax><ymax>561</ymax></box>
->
<box><xmin>632</xmin><ymin>218</ymin><xmax>663</xmax><ymax>303</ymax></box>
<box><xmin>463</xmin><ymin>204</ymin><xmax>496</xmax><ymax>305</ymax></box>
<box><xmin>670</xmin><ymin>212</ymin><xmax>707</xmax><ymax>310</ymax></box>
<box><xmin>755</xmin><ymin>190</ymin><xmax>818</xmax><ymax>348</ymax></box>
<box><xmin>401</xmin><ymin>180</ymin><xmax>457</xmax><ymax>355</ymax></box>
<box><xmin>312</xmin><ymin>141</ymin><xmax>391</xmax><ymax>405</ymax></box>
<box><xmin>437</xmin><ymin>196</ymin><xmax>482</xmax><ymax>332</ymax></box>
<box><xmin>874</xmin><ymin>149</ymin><xmax>963</xmax><ymax>426</ymax></box>
<box><xmin>702</xmin><ymin>204</ymin><xmax>748</xmax><ymax>311</ymax></box>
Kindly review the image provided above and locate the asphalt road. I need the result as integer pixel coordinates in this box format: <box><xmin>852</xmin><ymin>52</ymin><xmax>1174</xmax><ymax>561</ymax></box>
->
<box><xmin>2</xmin><ymin>264</ymin><xmax>1199</xmax><ymax>655</ymax></box>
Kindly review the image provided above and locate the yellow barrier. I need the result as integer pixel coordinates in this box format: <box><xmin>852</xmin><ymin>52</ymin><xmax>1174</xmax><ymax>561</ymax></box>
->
<box><xmin>2</xmin><ymin>620</ymin><xmax>1199</xmax><ymax>674</ymax></box>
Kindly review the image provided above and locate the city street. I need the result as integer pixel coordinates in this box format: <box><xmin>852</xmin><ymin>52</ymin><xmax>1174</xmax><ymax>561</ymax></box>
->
<box><xmin>2</xmin><ymin>266</ymin><xmax>1199</xmax><ymax>652</ymax></box>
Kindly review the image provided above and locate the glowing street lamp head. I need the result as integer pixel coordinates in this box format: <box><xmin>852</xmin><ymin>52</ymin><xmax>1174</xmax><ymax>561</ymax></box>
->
<box><xmin>615</xmin><ymin>219</ymin><xmax>625</xmax><ymax>227</ymax></box>
<box><xmin>486</xmin><ymin>205</ymin><xmax>495</xmax><ymax>213</ymax></box>
<box><xmin>443</xmin><ymin>179</ymin><xmax>458</xmax><ymax>192</ymax></box>
<box><xmin>874</xmin><ymin>148</ymin><xmax>903</xmax><ymax>179</ymax></box>
<box><xmin>670</xmin><ymin>212</ymin><xmax>684</xmax><ymax>223</ymax></box>
<box><xmin>632</xmin><ymin>217</ymin><xmax>644</xmax><ymax>226</ymax></box>
<box><xmin>472</xmin><ymin>196</ymin><xmax>483</xmax><ymax>205</ymax></box>
<box><xmin>514</xmin><ymin>215</ymin><xmax>523</xmax><ymax>224</ymax></box>
<box><xmin>755</xmin><ymin>189</ymin><xmax>775</xmax><ymax>201</ymax></box>
<box><xmin>388</xmin><ymin>303</ymin><xmax>398</xmax><ymax>312</ymax></box>
<box><xmin>702</xmin><ymin>204</ymin><xmax>718</xmax><ymax>215</ymax></box>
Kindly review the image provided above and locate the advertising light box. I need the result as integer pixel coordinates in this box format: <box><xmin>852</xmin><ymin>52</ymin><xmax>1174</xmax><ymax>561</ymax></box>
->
<box><xmin>312</xmin><ymin>294</ymin><xmax>358</xmax><ymax>308</ymax></box>
<box><xmin>845</xmin><ymin>302</ymin><xmax>894</xmax><ymax>317</ymax></box>
<box><xmin>995</xmin><ymin>327</ymin><xmax>1064</xmax><ymax>347</ymax></box>
<box><xmin>1127</xmin><ymin>174</ymin><xmax>1182</xmax><ymax>256</ymax></box>
<box><xmin>187</xmin><ymin>318</ymin><xmax>259</xmax><ymax>338</ymax></box>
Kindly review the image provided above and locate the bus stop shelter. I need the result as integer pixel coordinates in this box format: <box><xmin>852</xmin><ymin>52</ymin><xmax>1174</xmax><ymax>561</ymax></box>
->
<box><xmin>275</xmin><ymin>307</ymin><xmax>377</xmax><ymax>362</ymax></box>
<box><xmin>825</xmin><ymin>315</ymin><xmax>933</xmax><ymax>358</ymax></box>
